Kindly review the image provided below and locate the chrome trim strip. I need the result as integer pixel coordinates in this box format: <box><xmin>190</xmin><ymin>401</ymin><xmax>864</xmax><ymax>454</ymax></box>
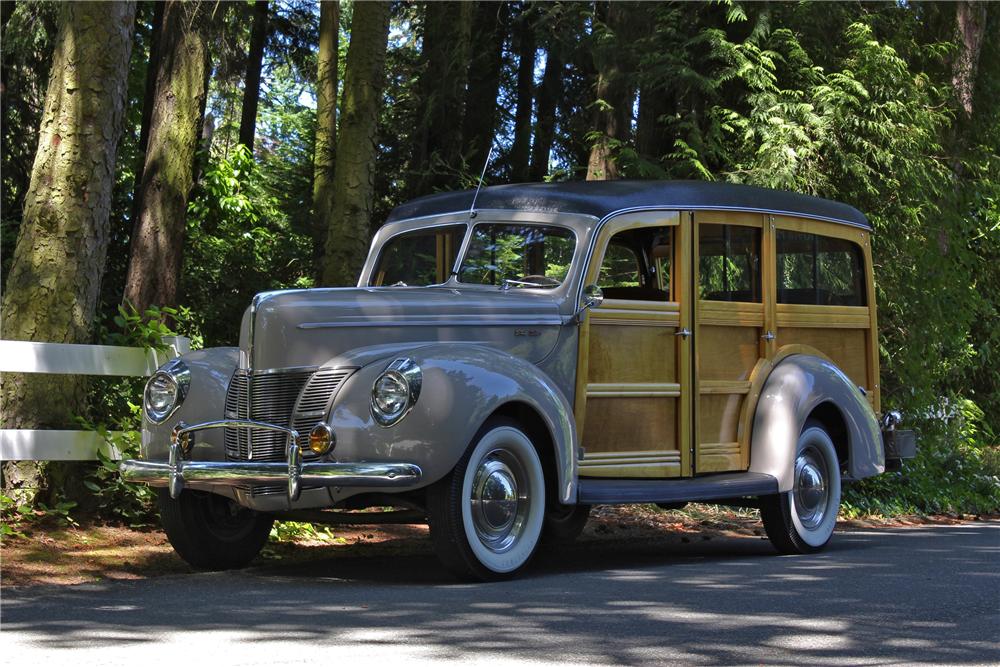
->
<box><xmin>251</xmin><ymin>365</ymin><xmax>321</xmax><ymax>376</ymax></box>
<box><xmin>297</xmin><ymin>318</ymin><xmax>564</xmax><ymax>330</ymax></box>
<box><xmin>121</xmin><ymin>418</ymin><xmax>422</xmax><ymax>502</ymax></box>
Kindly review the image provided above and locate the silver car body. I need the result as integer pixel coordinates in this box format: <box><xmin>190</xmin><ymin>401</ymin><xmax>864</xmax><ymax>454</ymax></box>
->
<box><xmin>127</xmin><ymin>182</ymin><xmax>885</xmax><ymax>512</ymax></box>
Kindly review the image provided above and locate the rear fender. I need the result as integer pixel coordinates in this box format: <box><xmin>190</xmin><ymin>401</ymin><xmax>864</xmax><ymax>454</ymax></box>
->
<box><xmin>750</xmin><ymin>354</ymin><xmax>883</xmax><ymax>491</ymax></box>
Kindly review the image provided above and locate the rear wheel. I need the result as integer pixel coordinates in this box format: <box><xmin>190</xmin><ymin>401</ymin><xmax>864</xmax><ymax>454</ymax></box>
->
<box><xmin>427</xmin><ymin>418</ymin><xmax>546</xmax><ymax>581</ymax></box>
<box><xmin>157</xmin><ymin>489</ymin><xmax>273</xmax><ymax>570</ymax></box>
<box><xmin>760</xmin><ymin>421</ymin><xmax>841</xmax><ymax>554</ymax></box>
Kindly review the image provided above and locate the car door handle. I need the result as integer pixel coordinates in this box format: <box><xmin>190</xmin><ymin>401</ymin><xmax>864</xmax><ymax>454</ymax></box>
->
<box><xmin>675</xmin><ymin>328</ymin><xmax>691</xmax><ymax>339</ymax></box>
<box><xmin>761</xmin><ymin>330</ymin><xmax>775</xmax><ymax>341</ymax></box>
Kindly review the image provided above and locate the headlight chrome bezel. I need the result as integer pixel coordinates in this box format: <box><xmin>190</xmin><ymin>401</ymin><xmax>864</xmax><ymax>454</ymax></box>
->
<box><xmin>371</xmin><ymin>358</ymin><xmax>422</xmax><ymax>427</ymax></box>
<box><xmin>143</xmin><ymin>358</ymin><xmax>191</xmax><ymax>424</ymax></box>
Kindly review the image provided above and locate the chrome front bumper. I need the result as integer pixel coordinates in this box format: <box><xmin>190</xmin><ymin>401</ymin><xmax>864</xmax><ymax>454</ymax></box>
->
<box><xmin>120</xmin><ymin>419</ymin><xmax>422</xmax><ymax>502</ymax></box>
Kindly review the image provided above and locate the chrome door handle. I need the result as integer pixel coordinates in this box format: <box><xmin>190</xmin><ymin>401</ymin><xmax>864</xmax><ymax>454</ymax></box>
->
<box><xmin>761</xmin><ymin>330</ymin><xmax>775</xmax><ymax>341</ymax></box>
<box><xmin>675</xmin><ymin>328</ymin><xmax>691</xmax><ymax>339</ymax></box>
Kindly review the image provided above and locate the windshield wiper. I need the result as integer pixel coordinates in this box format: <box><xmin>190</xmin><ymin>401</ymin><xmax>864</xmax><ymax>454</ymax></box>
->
<box><xmin>500</xmin><ymin>278</ymin><xmax>558</xmax><ymax>291</ymax></box>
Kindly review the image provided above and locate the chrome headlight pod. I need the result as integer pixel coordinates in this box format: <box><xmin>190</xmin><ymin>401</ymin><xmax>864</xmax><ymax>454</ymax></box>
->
<box><xmin>371</xmin><ymin>358</ymin><xmax>422</xmax><ymax>427</ymax></box>
<box><xmin>143</xmin><ymin>358</ymin><xmax>191</xmax><ymax>424</ymax></box>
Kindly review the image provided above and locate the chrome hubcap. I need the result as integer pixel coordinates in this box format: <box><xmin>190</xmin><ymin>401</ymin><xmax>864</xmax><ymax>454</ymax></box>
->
<box><xmin>794</xmin><ymin>446</ymin><xmax>829</xmax><ymax>529</ymax></box>
<box><xmin>470</xmin><ymin>449</ymin><xmax>529</xmax><ymax>553</ymax></box>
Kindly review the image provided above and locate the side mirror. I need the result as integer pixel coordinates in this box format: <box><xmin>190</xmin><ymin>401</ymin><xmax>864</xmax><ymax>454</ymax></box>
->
<box><xmin>575</xmin><ymin>284</ymin><xmax>604</xmax><ymax>322</ymax></box>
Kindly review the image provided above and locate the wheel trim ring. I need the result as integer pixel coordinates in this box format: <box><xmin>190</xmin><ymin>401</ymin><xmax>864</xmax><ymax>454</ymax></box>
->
<box><xmin>470</xmin><ymin>448</ymin><xmax>530</xmax><ymax>554</ymax></box>
<box><xmin>793</xmin><ymin>445</ymin><xmax>829</xmax><ymax>530</ymax></box>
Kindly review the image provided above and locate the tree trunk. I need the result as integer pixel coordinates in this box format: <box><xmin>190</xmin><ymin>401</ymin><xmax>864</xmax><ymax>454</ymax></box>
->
<box><xmin>0</xmin><ymin>1</ymin><xmax>137</xmax><ymax>502</ymax></box>
<box><xmin>636</xmin><ymin>84</ymin><xmax>670</xmax><ymax>164</ymax></box>
<box><xmin>529</xmin><ymin>42</ymin><xmax>562</xmax><ymax>181</ymax></box>
<box><xmin>238</xmin><ymin>0</ymin><xmax>269</xmax><ymax>152</ymax></box>
<box><xmin>123</xmin><ymin>0</ymin><xmax>210</xmax><ymax>313</ymax></box>
<box><xmin>952</xmin><ymin>1</ymin><xmax>987</xmax><ymax>120</ymax></box>
<box><xmin>131</xmin><ymin>0</ymin><xmax>165</xmax><ymax>222</ymax></box>
<box><xmin>410</xmin><ymin>1</ymin><xmax>473</xmax><ymax>195</ymax></box>
<box><xmin>461</xmin><ymin>1</ymin><xmax>509</xmax><ymax>173</ymax></box>
<box><xmin>586</xmin><ymin>2</ymin><xmax>635</xmax><ymax>181</ymax></box>
<box><xmin>312</xmin><ymin>0</ymin><xmax>339</xmax><ymax>275</ymax></box>
<box><xmin>321</xmin><ymin>1</ymin><xmax>390</xmax><ymax>287</ymax></box>
<box><xmin>509</xmin><ymin>4</ymin><xmax>536</xmax><ymax>182</ymax></box>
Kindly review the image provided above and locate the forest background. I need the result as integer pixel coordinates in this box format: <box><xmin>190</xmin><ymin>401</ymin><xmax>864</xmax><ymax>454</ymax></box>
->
<box><xmin>1</xmin><ymin>0</ymin><xmax>998</xmax><ymax>522</ymax></box>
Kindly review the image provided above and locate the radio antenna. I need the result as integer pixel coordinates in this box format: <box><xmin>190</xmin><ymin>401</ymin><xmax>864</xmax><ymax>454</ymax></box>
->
<box><xmin>469</xmin><ymin>142</ymin><xmax>495</xmax><ymax>219</ymax></box>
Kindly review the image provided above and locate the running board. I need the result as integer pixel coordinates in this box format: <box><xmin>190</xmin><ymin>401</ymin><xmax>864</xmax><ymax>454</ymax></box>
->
<box><xmin>577</xmin><ymin>472</ymin><xmax>779</xmax><ymax>505</ymax></box>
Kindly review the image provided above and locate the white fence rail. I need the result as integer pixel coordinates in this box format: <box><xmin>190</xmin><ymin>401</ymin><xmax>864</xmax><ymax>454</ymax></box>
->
<box><xmin>0</xmin><ymin>337</ymin><xmax>189</xmax><ymax>461</ymax></box>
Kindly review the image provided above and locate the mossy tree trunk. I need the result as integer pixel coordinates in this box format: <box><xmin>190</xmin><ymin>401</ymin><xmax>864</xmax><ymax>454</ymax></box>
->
<box><xmin>321</xmin><ymin>1</ymin><xmax>390</xmax><ymax>287</ymax></box>
<box><xmin>123</xmin><ymin>0</ymin><xmax>209</xmax><ymax>314</ymax></box>
<box><xmin>312</xmin><ymin>0</ymin><xmax>339</xmax><ymax>275</ymax></box>
<box><xmin>0</xmin><ymin>1</ymin><xmax>137</xmax><ymax>502</ymax></box>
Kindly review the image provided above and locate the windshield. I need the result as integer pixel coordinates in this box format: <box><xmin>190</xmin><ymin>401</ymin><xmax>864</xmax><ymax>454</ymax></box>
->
<box><xmin>369</xmin><ymin>225</ymin><xmax>466</xmax><ymax>287</ymax></box>
<box><xmin>458</xmin><ymin>223</ymin><xmax>576</xmax><ymax>289</ymax></box>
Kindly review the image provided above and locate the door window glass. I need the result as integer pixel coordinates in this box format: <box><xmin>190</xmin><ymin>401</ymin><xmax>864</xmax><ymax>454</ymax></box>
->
<box><xmin>698</xmin><ymin>224</ymin><xmax>761</xmax><ymax>302</ymax></box>
<box><xmin>596</xmin><ymin>227</ymin><xmax>672</xmax><ymax>301</ymax></box>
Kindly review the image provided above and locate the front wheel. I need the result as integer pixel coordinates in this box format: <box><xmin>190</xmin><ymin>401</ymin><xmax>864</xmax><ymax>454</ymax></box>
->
<box><xmin>760</xmin><ymin>421</ymin><xmax>842</xmax><ymax>554</ymax></box>
<box><xmin>157</xmin><ymin>489</ymin><xmax>274</xmax><ymax>570</ymax></box>
<box><xmin>427</xmin><ymin>418</ymin><xmax>546</xmax><ymax>581</ymax></box>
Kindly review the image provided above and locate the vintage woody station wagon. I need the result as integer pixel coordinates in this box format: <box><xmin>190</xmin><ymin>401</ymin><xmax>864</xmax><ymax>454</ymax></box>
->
<box><xmin>123</xmin><ymin>181</ymin><xmax>916</xmax><ymax>580</ymax></box>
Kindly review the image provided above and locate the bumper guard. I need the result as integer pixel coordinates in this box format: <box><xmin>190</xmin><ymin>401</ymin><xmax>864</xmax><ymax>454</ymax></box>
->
<box><xmin>120</xmin><ymin>420</ymin><xmax>422</xmax><ymax>502</ymax></box>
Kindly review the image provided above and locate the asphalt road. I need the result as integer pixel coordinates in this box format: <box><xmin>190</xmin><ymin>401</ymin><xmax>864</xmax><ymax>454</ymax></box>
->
<box><xmin>3</xmin><ymin>522</ymin><xmax>998</xmax><ymax>666</ymax></box>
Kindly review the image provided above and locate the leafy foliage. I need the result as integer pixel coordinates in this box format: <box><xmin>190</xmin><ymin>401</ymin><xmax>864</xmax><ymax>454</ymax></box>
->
<box><xmin>183</xmin><ymin>144</ymin><xmax>313</xmax><ymax>345</ymax></box>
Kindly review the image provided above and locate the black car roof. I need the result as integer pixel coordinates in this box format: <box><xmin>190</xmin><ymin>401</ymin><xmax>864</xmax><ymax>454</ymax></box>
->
<box><xmin>386</xmin><ymin>180</ymin><xmax>871</xmax><ymax>230</ymax></box>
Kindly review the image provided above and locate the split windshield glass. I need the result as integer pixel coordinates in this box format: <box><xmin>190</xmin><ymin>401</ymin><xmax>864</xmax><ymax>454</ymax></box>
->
<box><xmin>457</xmin><ymin>223</ymin><xmax>576</xmax><ymax>289</ymax></box>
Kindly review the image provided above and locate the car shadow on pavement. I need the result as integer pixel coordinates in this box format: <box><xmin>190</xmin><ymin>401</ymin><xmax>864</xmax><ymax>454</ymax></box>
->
<box><xmin>3</xmin><ymin>523</ymin><xmax>998</xmax><ymax>665</ymax></box>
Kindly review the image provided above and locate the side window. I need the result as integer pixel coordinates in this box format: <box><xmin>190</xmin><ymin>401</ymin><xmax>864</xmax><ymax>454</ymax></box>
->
<box><xmin>777</xmin><ymin>230</ymin><xmax>866</xmax><ymax>306</ymax></box>
<box><xmin>597</xmin><ymin>227</ymin><xmax>672</xmax><ymax>301</ymax></box>
<box><xmin>698</xmin><ymin>224</ymin><xmax>761</xmax><ymax>302</ymax></box>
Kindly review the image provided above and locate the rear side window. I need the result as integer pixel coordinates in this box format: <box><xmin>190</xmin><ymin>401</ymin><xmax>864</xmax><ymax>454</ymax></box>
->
<box><xmin>698</xmin><ymin>224</ymin><xmax>761</xmax><ymax>302</ymax></box>
<box><xmin>777</xmin><ymin>230</ymin><xmax>866</xmax><ymax>306</ymax></box>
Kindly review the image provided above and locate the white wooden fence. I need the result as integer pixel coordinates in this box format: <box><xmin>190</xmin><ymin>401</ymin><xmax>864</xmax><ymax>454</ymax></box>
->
<box><xmin>0</xmin><ymin>337</ymin><xmax>189</xmax><ymax>461</ymax></box>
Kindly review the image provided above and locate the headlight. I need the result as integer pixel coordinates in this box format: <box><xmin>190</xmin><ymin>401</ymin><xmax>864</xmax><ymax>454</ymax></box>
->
<box><xmin>143</xmin><ymin>358</ymin><xmax>191</xmax><ymax>424</ymax></box>
<box><xmin>371</xmin><ymin>358</ymin><xmax>422</xmax><ymax>426</ymax></box>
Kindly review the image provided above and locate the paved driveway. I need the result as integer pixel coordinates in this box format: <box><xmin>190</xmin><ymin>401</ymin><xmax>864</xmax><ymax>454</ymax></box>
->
<box><xmin>3</xmin><ymin>522</ymin><xmax>998</xmax><ymax>665</ymax></box>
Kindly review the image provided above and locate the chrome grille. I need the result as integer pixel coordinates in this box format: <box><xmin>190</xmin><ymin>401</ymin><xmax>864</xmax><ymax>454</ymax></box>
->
<box><xmin>223</xmin><ymin>369</ymin><xmax>312</xmax><ymax>462</ymax></box>
<box><xmin>224</xmin><ymin>366</ymin><xmax>354</xmax><ymax>496</ymax></box>
<box><xmin>290</xmin><ymin>368</ymin><xmax>354</xmax><ymax>444</ymax></box>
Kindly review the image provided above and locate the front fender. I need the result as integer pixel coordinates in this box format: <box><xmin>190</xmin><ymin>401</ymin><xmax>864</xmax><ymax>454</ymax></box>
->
<box><xmin>326</xmin><ymin>344</ymin><xmax>579</xmax><ymax>503</ymax></box>
<box><xmin>141</xmin><ymin>347</ymin><xmax>238</xmax><ymax>461</ymax></box>
<box><xmin>750</xmin><ymin>354</ymin><xmax>883</xmax><ymax>491</ymax></box>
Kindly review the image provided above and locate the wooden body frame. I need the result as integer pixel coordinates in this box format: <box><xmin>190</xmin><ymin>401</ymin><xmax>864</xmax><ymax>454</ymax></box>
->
<box><xmin>574</xmin><ymin>208</ymin><xmax>879</xmax><ymax>479</ymax></box>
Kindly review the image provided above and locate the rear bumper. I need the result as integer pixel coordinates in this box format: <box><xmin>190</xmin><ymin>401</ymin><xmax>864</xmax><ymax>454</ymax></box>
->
<box><xmin>120</xmin><ymin>419</ymin><xmax>421</xmax><ymax>502</ymax></box>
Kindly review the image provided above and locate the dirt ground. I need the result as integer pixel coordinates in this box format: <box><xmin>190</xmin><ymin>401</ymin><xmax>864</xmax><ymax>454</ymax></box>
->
<box><xmin>1</xmin><ymin>504</ymin><xmax>989</xmax><ymax>588</ymax></box>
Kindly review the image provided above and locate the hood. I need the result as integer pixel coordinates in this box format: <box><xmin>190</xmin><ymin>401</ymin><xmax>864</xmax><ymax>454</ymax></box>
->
<box><xmin>243</xmin><ymin>287</ymin><xmax>565</xmax><ymax>370</ymax></box>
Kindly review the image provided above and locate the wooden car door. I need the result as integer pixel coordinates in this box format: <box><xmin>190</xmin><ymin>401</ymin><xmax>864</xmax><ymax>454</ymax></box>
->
<box><xmin>574</xmin><ymin>211</ymin><xmax>693</xmax><ymax>478</ymax></box>
<box><xmin>692</xmin><ymin>211</ymin><xmax>770</xmax><ymax>473</ymax></box>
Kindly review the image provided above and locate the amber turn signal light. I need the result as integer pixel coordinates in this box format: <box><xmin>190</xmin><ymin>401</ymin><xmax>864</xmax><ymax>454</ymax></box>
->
<box><xmin>309</xmin><ymin>423</ymin><xmax>335</xmax><ymax>455</ymax></box>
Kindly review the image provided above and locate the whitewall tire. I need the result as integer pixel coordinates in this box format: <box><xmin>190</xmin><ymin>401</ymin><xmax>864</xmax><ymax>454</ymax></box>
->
<box><xmin>761</xmin><ymin>421</ymin><xmax>842</xmax><ymax>554</ymax></box>
<box><xmin>427</xmin><ymin>418</ymin><xmax>546</xmax><ymax>581</ymax></box>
